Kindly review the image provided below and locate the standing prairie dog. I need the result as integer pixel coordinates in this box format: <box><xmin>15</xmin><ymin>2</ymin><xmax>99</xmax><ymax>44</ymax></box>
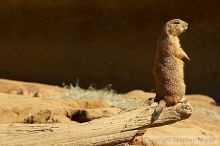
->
<box><xmin>151</xmin><ymin>19</ymin><xmax>189</xmax><ymax>122</ymax></box>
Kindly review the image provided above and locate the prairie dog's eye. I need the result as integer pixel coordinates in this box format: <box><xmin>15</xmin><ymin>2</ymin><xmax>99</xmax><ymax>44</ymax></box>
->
<box><xmin>173</xmin><ymin>21</ymin><xmax>180</xmax><ymax>24</ymax></box>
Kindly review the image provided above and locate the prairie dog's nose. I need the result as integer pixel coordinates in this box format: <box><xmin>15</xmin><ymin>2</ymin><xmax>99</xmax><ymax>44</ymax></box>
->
<box><xmin>184</xmin><ymin>23</ymin><xmax>188</xmax><ymax>29</ymax></box>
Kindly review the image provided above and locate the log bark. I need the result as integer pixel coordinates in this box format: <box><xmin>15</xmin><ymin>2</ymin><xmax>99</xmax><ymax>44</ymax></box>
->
<box><xmin>0</xmin><ymin>101</ymin><xmax>192</xmax><ymax>146</ymax></box>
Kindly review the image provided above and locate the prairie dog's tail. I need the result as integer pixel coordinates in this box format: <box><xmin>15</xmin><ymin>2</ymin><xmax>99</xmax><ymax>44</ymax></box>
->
<box><xmin>151</xmin><ymin>99</ymin><xmax>166</xmax><ymax>123</ymax></box>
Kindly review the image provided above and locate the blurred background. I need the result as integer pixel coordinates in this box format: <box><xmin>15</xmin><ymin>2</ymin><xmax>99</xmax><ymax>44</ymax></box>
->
<box><xmin>0</xmin><ymin>0</ymin><xmax>219</xmax><ymax>101</ymax></box>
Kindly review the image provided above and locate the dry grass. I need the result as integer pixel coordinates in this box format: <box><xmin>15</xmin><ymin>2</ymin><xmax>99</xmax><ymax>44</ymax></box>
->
<box><xmin>51</xmin><ymin>83</ymin><xmax>145</xmax><ymax>109</ymax></box>
<box><xmin>63</xmin><ymin>84</ymin><xmax>117</xmax><ymax>100</ymax></box>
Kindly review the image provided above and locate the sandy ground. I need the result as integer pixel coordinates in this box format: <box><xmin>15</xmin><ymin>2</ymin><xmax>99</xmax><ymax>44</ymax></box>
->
<box><xmin>0</xmin><ymin>79</ymin><xmax>219</xmax><ymax>146</ymax></box>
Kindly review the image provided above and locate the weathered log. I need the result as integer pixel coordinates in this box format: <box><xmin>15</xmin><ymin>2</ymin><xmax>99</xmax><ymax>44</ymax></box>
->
<box><xmin>0</xmin><ymin>101</ymin><xmax>192</xmax><ymax>146</ymax></box>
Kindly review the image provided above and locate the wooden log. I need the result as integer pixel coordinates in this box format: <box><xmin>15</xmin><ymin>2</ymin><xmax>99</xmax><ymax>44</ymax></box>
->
<box><xmin>0</xmin><ymin>101</ymin><xmax>192</xmax><ymax>146</ymax></box>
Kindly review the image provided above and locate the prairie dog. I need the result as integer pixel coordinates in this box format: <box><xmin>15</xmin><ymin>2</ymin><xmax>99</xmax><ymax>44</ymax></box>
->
<box><xmin>151</xmin><ymin>19</ymin><xmax>189</xmax><ymax>122</ymax></box>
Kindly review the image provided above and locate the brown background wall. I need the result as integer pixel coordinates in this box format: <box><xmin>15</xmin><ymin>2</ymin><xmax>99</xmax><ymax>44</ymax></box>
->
<box><xmin>0</xmin><ymin>0</ymin><xmax>219</xmax><ymax>100</ymax></box>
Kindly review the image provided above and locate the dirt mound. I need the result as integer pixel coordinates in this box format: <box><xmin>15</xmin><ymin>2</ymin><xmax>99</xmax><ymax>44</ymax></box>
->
<box><xmin>24</xmin><ymin>110</ymin><xmax>57</xmax><ymax>124</ymax></box>
<box><xmin>0</xmin><ymin>92</ymin><xmax>121</xmax><ymax>124</ymax></box>
<box><xmin>0</xmin><ymin>79</ymin><xmax>64</xmax><ymax>97</ymax></box>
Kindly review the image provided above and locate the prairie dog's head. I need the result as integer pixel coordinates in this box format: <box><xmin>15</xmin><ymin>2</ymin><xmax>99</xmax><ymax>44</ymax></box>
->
<box><xmin>164</xmin><ymin>19</ymin><xmax>188</xmax><ymax>36</ymax></box>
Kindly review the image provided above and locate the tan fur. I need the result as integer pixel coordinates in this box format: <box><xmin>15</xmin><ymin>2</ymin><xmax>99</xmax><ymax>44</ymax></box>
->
<box><xmin>151</xmin><ymin>19</ymin><xmax>189</xmax><ymax>122</ymax></box>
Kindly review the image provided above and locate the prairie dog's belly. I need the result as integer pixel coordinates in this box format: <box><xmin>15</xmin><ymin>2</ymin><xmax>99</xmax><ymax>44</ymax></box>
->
<box><xmin>154</xmin><ymin>57</ymin><xmax>185</xmax><ymax>96</ymax></box>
